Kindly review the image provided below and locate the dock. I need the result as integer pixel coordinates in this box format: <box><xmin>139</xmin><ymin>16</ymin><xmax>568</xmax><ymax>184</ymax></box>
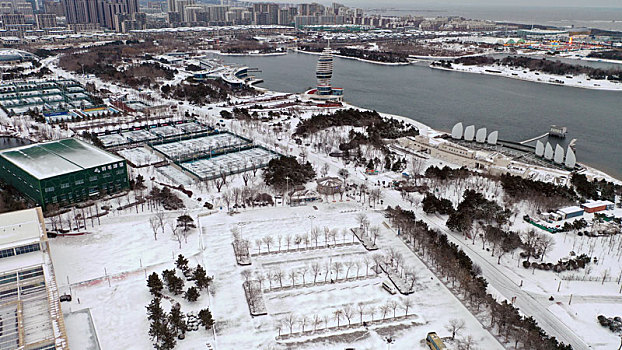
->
<box><xmin>519</xmin><ymin>133</ymin><xmax>549</xmax><ymax>145</ymax></box>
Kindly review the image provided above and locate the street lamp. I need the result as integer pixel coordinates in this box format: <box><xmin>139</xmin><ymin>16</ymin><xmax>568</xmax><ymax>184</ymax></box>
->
<box><xmin>385</xmin><ymin>336</ymin><xmax>395</xmax><ymax>350</ymax></box>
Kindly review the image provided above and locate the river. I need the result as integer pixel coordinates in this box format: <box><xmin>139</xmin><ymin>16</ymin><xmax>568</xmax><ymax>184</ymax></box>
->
<box><xmin>222</xmin><ymin>52</ymin><xmax>622</xmax><ymax>179</ymax></box>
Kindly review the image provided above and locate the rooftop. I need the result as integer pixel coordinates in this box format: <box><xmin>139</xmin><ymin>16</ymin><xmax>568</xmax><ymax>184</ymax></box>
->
<box><xmin>0</xmin><ymin>208</ymin><xmax>44</xmax><ymax>249</ymax></box>
<box><xmin>0</xmin><ymin>138</ymin><xmax>123</xmax><ymax>179</ymax></box>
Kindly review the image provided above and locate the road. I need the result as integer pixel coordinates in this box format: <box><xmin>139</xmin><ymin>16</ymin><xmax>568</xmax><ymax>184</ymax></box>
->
<box><xmin>419</xmin><ymin>212</ymin><xmax>592</xmax><ymax>350</ymax></box>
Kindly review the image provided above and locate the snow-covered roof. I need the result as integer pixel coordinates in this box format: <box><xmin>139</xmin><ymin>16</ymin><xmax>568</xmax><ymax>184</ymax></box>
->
<box><xmin>0</xmin><ymin>138</ymin><xmax>124</xmax><ymax>180</ymax></box>
<box><xmin>581</xmin><ymin>200</ymin><xmax>614</xmax><ymax>209</ymax></box>
<box><xmin>0</xmin><ymin>208</ymin><xmax>43</xmax><ymax>249</ymax></box>
<box><xmin>558</xmin><ymin>206</ymin><xmax>584</xmax><ymax>215</ymax></box>
<box><xmin>0</xmin><ymin>208</ymin><xmax>69</xmax><ymax>350</ymax></box>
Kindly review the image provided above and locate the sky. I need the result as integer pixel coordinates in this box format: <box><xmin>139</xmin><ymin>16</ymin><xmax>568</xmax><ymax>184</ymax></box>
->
<box><xmin>244</xmin><ymin>0</ymin><xmax>622</xmax><ymax>8</ymax></box>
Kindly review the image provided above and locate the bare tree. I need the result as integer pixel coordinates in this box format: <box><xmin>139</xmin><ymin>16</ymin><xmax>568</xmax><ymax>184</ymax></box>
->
<box><xmin>342</xmin><ymin>305</ymin><xmax>354</xmax><ymax>326</ymax></box>
<box><xmin>311</xmin><ymin>262</ymin><xmax>321</xmax><ymax>284</ymax></box>
<box><xmin>344</xmin><ymin>260</ymin><xmax>355</xmax><ymax>280</ymax></box>
<box><xmin>402</xmin><ymin>297</ymin><xmax>413</xmax><ymax>316</ymax></box>
<box><xmin>288</xmin><ymin>269</ymin><xmax>297</xmax><ymax>287</ymax></box>
<box><xmin>274</xmin><ymin>268</ymin><xmax>284</xmax><ymax>288</ymax></box>
<box><xmin>388</xmin><ymin>300</ymin><xmax>398</xmax><ymax>318</ymax></box>
<box><xmin>300</xmin><ymin>264</ymin><xmax>309</xmax><ymax>286</ymax></box>
<box><xmin>369</xmin><ymin>226</ymin><xmax>380</xmax><ymax>245</ymax></box>
<box><xmin>333</xmin><ymin>309</ymin><xmax>343</xmax><ymax>328</ymax></box>
<box><xmin>368</xmin><ymin>305</ymin><xmax>377</xmax><ymax>322</ymax></box>
<box><xmin>312</xmin><ymin>314</ymin><xmax>321</xmax><ymax>332</ymax></box>
<box><xmin>149</xmin><ymin>216</ymin><xmax>159</xmax><ymax>241</ymax></box>
<box><xmin>255</xmin><ymin>238</ymin><xmax>262</xmax><ymax>254</ymax></box>
<box><xmin>262</xmin><ymin>235</ymin><xmax>274</xmax><ymax>253</ymax></box>
<box><xmin>357</xmin><ymin>302</ymin><xmax>366</xmax><ymax>324</ymax></box>
<box><xmin>446</xmin><ymin>318</ymin><xmax>466</xmax><ymax>340</ymax></box>
<box><xmin>379</xmin><ymin>304</ymin><xmax>390</xmax><ymax>320</ymax></box>
<box><xmin>285</xmin><ymin>313</ymin><xmax>297</xmax><ymax>335</ymax></box>
<box><xmin>538</xmin><ymin>234</ymin><xmax>556</xmax><ymax>261</ymax></box>
<box><xmin>241</xmin><ymin>269</ymin><xmax>252</xmax><ymax>284</ymax></box>
<box><xmin>457</xmin><ymin>335</ymin><xmax>477</xmax><ymax>350</ymax></box>
<box><xmin>256</xmin><ymin>272</ymin><xmax>266</xmax><ymax>291</ymax></box>
<box><xmin>332</xmin><ymin>261</ymin><xmax>343</xmax><ymax>281</ymax></box>
<box><xmin>170</xmin><ymin>222</ymin><xmax>182</xmax><ymax>248</ymax></box>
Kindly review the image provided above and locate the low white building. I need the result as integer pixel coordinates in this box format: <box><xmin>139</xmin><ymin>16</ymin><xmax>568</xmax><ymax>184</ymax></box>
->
<box><xmin>0</xmin><ymin>208</ymin><xmax>69</xmax><ymax>349</ymax></box>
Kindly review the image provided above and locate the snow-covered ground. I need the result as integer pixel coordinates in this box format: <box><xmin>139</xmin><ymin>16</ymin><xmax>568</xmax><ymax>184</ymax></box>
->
<box><xmin>200</xmin><ymin>203</ymin><xmax>503</xmax><ymax>349</ymax></box>
<box><xmin>434</xmin><ymin>62</ymin><xmax>622</xmax><ymax>91</ymax></box>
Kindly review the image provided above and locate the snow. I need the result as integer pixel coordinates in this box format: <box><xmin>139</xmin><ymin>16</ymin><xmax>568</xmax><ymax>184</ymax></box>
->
<box><xmin>64</xmin><ymin>310</ymin><xmax>100</xmax><ymax>350</ymax></box>
<box><xmin>436</xmin><ymin>63</ymin><xmax>622</xmax><ymax>91</ymax></box>
<box><xmin>200</xmin><ymin>204</ymin><xmax>503</xmax><ymax>349</ymax></box>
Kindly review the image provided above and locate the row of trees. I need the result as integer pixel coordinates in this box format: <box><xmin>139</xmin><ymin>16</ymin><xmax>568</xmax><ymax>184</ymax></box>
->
<box><xmin>386</xmin><ymin>207</ymin><xmax>572</xmax><ymax>350</ymax></box>
<box><xmin>252</xmin><ymin>226</ymin><xmax>360</xmax><ymax>255</ymax></box>
<box><xmin>275</xmin><ymin>298</ymin><xmax>415</xmax><ymax>337</ymax></box>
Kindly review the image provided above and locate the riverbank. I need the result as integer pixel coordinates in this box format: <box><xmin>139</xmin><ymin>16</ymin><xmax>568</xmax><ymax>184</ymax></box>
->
<box><xmin>294</xmin><ymin>49</ymin><xmax>412</xmax><ymax>66</ymax></box>
<box><xmin>212</xmin><ymin>50</ymin><xmax>288</xmax><ymax>57</ymax></box>
<box><xmin>430</xmin><ymin>63</ymin><xmax>622</xmax><ymax>91</ymax></box>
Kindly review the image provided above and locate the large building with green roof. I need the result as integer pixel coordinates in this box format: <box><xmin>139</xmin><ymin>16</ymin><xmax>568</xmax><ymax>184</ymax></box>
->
<box><xmin>0</xmin><ymin>138</ymin><xmax>129</xmax><ymax>207</ymax></box>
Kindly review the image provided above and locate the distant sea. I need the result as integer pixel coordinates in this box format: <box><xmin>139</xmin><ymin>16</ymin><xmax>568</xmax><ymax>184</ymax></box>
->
<box><xmin>363</xmin><ymin>4</ymin><xmax>622</xmax><ymax>32</ymax></box>
<box><xmin>247</xmin><ymin>1</ymin><xmax>622</xmax><ymax>32</ymax></box>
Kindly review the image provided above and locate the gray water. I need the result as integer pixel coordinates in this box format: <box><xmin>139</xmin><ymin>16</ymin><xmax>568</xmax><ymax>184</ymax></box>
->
<box><xmin>223</xmin><ymin>53</ymin><xmax>622</xmax><ymax>179</ymax></box>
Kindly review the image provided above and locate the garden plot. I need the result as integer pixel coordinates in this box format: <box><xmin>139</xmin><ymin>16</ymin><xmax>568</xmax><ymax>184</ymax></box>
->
<box><xmin>117</xmin><ymin>147</ymin><xmax>162</xmax><ymax>167</ymax></box>
<box><xmin>200</xmin><ymin>204</ymin><xmax>502</xmax><ymax>349</ymax></box>
<box><xmin>181</xmin><ymin>147</ymin><xmax>278</xmax><ymax>180</ymax></box>
<box><xmin>152</xmin><ymin>133</ymin><xmax>251</xmax><ymax>160</ymax></box>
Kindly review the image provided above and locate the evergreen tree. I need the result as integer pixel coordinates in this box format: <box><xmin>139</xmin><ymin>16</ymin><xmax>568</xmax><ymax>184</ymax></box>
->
<box><xmin>146</xmin><ymin>297</ymin><xmax>165</xmax><ymax>322</ymax></box>
<box><xmin>168</xmin><ymin>303</ymin><xmax>187</xmax><ymax>336</ymax></box>
<box><xmin>147</xmin><ymin>272</ymin><xmax>164</xmax><ymax>297</ymax></box>
<box><xmin>175</xmin><ymin>254</ymin><xmax>189</xmax><ymax>273</ymax></box>
<box><xmin>184</xmin><ymin>286</ymin><xmax>200</xmax><ymax>302</ymax></box>
<box><xmin>193</xmin><ymin>265</ymin><xmax>211</xmax><ymax>290</ymax></box>
<box><xmin>169</xmin><ymin>275</ymin><xmax>184</xmax><ymax>295</ymax></box>
<box><xmin>198</xmin><ymin>308</ymin><xmax>214</xmax><ymax>330</ymax></box>
<box><xmin>156</xmin><ymin>322</ymin><xmax>177</xmax><ymax>350</ymax></box>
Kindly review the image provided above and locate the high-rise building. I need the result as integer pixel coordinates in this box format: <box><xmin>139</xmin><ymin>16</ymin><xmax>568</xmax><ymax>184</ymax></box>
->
<box><xmin>304</xmin><ymin>42</ymin><xmax>343</xmax><ymax>104</ymax></box>
<box><xmin>62</xmin><ymin>0</ymin><xmax>138</xmax><ymax>30</ymax></box>
<box><xmin>35</xmin><ymin>12</ymin><xmax>56</xmax><ymax>28</ymax></box>
<box><xmin>0</xmin><ymin>13</ymin><xmax>25</xmax><ymax>27</ymax></box>
<box><xmin>43</xmin><ymin>0</ymin><xmax>64</xmax><ymax>16</ymax></box>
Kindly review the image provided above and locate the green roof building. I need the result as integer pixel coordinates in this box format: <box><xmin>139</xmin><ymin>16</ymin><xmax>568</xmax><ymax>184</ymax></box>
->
<box><xmin>0</xmin><ymin>139</ymin><xmax>129</xmax><ymax>207</ymax></box>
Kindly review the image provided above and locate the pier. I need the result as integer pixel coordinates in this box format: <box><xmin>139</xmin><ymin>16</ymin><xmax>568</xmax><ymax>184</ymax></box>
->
<box><xmin>519</xmin><ymin>133</ymin><xmax>549</xmax><ymax>145</ymax></box>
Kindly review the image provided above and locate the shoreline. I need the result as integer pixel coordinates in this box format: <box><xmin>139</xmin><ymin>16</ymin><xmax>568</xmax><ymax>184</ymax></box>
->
<box><xmin>429</xmin><ymin>63</ymin><xmax>622</xmax><ymax>91</ymax></box>
<box><xmin>293</xmin><ymin>49</ymin><xmax>411</xmax><ymax>66</ymax></box>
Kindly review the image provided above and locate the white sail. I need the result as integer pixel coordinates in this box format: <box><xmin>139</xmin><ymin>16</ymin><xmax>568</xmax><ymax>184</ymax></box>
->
<box><xmin>544</xmin><ymin>142</ymin><xmax>554</xmax><ymax>160</ymax></box>
<box><xmin>535</xmin><ymin>140</ymin><xmax>545</xmax><ymax>157</ymax></box>
<box><xmin>554</xmin><ymin>144</ymin><xmax>565</xmax><ymax>164</ymax></box>
<box><xmin>565</xmin><ymin>147</ymin><xmax>576</xmax><ymax>168</ymax></box>
<box><xmin>451</xmin><ymin>122</ymin><xmax>463</xmax><ymax>139</ymax></box>
<box><xmin>487</xmin><ymin>131</ymin><xmax>498</xmax><ymax>145</ymax></box>
<box><xmin>476</xmin><ymin>128</ymin><xmax>487</xmax><ymax>143</ymax></box>
<box><xmin>464</xmin><ymin>125</ymin><xmax>475</xmax><ymax>141</ymax></box>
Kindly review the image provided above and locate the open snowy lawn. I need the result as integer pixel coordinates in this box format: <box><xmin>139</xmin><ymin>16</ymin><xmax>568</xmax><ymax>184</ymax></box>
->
<box><xmin>548</xmin><ymin>302</ymin><xmax>622</xmax><ymax>350</ymax></box>
<box><xmin>200</xmin><ymin>202</ymin><xmax>503</xmax><ymax>349</ymax></box>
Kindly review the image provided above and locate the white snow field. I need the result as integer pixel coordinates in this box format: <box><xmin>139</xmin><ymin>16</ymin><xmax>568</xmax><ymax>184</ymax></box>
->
<box><xmin>200</xmin><ymin>203</ymin><xmax>503</xmax><ymax>349</ymax></box>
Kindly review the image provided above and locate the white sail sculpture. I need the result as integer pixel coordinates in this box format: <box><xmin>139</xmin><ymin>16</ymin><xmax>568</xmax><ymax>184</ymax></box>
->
<box><xmin>535</xmin><ymin>140</ymin><xmax>545</xmax><ymax>157</ymax></box>
<box><xmin>451</xmin><ymin>122</ymin><xmax>463</xmax><ymax>139</ymax></box>
<box><xmin>565</xmin><ymin>147</ymin><xmax>576</xmax><ymax>168</ymax></box>
<box><xmin>554</xmin><ymin>144</ymin><xmax>565</xmax><ymax>164</ymax></box>
<box><xmin>464</xmin><ymin>125</ymin><xmax>475</xmax><ymax>141</ymax></box>
<box><xmin>487</xmin><ymin>131</ymin><xmax>498</xmax><ymax>145</ymax></box>
<box><xmin>476</xmin><ymin>128</ymin><xmax>487</xmax><ymax>143</ymax></box>
<box><xmin>544</xmin><ymin>142</ymin><xmax>554</xmax><ymax>160</ymax></box>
